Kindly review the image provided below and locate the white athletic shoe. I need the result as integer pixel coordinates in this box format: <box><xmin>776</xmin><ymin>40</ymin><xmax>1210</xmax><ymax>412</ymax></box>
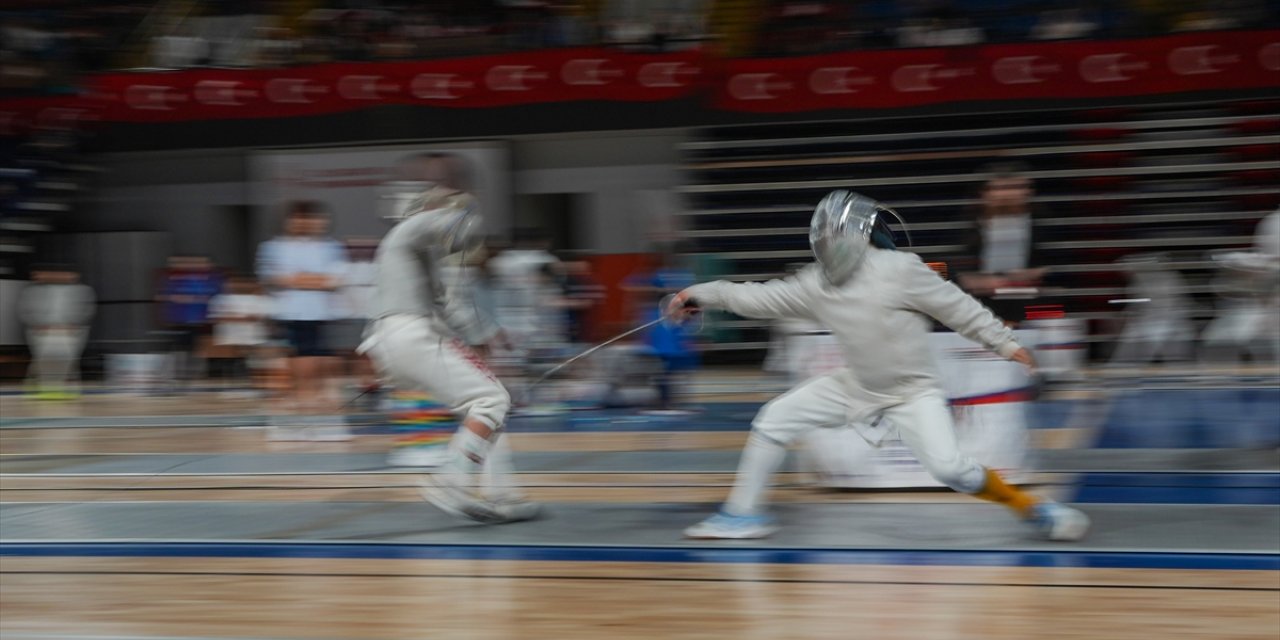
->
<box><xmin>490</xmin><ymin>498</ymin><xmax>543</xmax><ymax>523</ymax></box>
<box><xmin>683</xmin><ymin>511</ymin><xmax>779</xmax><ymax>539</ymax></box>
<box><xmin>419</xmin><ymin>476</ymin><xmax>505</xmax><ymax>524</ymax></box>
<box><xmin>1028</xmin><ymin>501</ymin><xmax>1091</xmax><ymax>542</ymax></box>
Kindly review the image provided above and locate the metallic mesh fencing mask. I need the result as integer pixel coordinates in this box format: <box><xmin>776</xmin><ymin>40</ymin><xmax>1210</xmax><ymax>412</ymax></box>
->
<box><xmin>809</xmin><ymin>190</ymin><xmax>910</xmax><ymax>286</ymax></box>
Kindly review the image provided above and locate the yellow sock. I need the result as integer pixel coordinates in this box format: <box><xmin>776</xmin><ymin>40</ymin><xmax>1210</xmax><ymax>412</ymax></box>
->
<box><xmin>974</xmin><ymin>468</ymin><xmax>1039</xmax><ymax>517</ymax></box>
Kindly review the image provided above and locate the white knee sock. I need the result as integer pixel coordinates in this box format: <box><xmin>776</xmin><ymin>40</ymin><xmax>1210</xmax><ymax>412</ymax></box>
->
<box><xmin>724</xmin><ymin>432</ymin><xmax>788</xmax><ymax>516</ymax></box>
<box><xmin>482</xmin><ymin>433</ymin><xmax>522</xmax><ymax>502</ymax></box>
<box><xmin>449</xmin><ymin>427</ymin><xmax>492</xmax><ymax>474</ymax></box>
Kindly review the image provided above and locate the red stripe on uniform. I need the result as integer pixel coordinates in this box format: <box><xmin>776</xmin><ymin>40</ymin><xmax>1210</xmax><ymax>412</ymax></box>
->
<box><xmin>949</xmin><ymin>388</ymin><xmax>1035</xmax><ymax>407</ymax></box>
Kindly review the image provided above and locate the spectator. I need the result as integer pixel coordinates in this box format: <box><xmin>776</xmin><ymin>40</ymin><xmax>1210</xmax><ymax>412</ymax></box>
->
<box><xmin>624</xmin><ymin>244</ymin><xmax>698</xmax><ymax>414</ymax></box>
<box><xmin>158</xmin><ymin>255</ymin><xmax>222</xmax><ymax>384</ymax></box>
<box><xmin>490</xmin><ymin>229</ymin><xmax>560</xmax><ymax>350</ymax></box>
<box><xmin>1031</xmin><ymin>8</ymin><xmax>1098</xmax><ymax>40</ymax></box>
<box><xmin>257</xmin><ymin>201</ymin><xmax>349</xmax><ymax>440</ymax></box>
<box><xmin>897</xmin><ymin>4</ymin><xmax>985</xmax><ymax>48</ymax></box>
<box><xmin>956</xmin><ymin>163</ymin><xmax>1046</xmax><ymax>325</ymax></box>
<box><xmin>1199</xmin><ymin>209</ymin><xmax>1280</xmax><ymax>363</ymax></box>
<box><xmin>19</xmin><ymin>265</ymin><xmax>95</xmax><ymax>400</ymax></box>
<box><xmin>208</xmin><ymin>274</ymin><xmax>272</xmax><ymax>392</ymax></box>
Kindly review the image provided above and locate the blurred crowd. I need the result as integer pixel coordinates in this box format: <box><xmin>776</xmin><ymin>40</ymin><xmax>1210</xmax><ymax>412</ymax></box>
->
<box><xmin>755</xmin><ymin>0</ymin><xmax>1277</xmax><ymax>55</ymax></box>
<box><xmin>14</xmin><ymin>197</ymin><xmax>703</xmax><ymax>417</ymax></box>
<box><xmin>4</xmin><ymin>0</ymin><xmax>1275</xmax><ymax>89</ymax></box>
<box><xmin>951</xmin><ymin>166</ymin><xmax>1280</xmax><ymax>371</ymax></box>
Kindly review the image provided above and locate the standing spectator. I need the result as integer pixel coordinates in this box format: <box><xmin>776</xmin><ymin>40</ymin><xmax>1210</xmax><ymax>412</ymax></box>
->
<box><xmin>956</xmin><ymin>164</ymin><xmax>1047</xmax><ymax>325</ymax></box>
<box><xmin>257</xmin><ymin>201</ymin><xmax>349</xmax><ymax>440</ymax></box>
<box><xmin>19</xmin><ymin>265</ymin><xmax>95</xmax><ymax>400</ymax></box>
<box><xmin>158</xmin><ymin>255</ymin><xmax>222</xmax><ymax>385</ymax></box>
<box><xmin>208</xmin><ymin>274</ymin><xmax>272</xmax><ymax>393</ymax></box>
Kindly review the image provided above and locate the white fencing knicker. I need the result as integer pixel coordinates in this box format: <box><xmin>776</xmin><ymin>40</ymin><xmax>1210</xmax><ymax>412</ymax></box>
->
<box><xmin>360</xmin><ymin>314</ymin><xmax>511</xmax><ymax>431</ymax></box>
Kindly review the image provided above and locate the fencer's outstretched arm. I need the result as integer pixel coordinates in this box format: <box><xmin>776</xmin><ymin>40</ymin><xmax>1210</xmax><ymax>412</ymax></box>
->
<box><xmin>896</xmin><ymin>255</ymin><xmax>1024</xmax><ymax>359</ymax></box>
<box><xmin>679</xmin><ymin>267</ymin><xmax>818</xmax><ymax>321</ymax></box>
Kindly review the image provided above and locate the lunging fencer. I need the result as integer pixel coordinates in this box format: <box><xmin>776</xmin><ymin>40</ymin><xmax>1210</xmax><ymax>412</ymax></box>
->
<box><xmin>670</xmin><ymin>191</ymin><xmax>1090</xmax><ymax>541</ymax></box>
<box><xmin>360</xmin><ymin>154</ymin><xmax>538</xmax><ymax>524</ymax></box>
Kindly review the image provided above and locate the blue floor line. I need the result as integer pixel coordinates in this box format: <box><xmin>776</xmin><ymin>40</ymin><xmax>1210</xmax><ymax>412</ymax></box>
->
<box><xmin>1074</xmin><ymin>486</ymin><xmax>1280</xmax><ymax>505</ymax></box>
<box><xmin>1</xmin><ymin>541</ymin><xmax>1277</xmax><ymax>571</ymax></box>
<box><xmin>1077</xmin><ymin>473</ymin><xmax>1280</xmax><ymax>488</ymax></box>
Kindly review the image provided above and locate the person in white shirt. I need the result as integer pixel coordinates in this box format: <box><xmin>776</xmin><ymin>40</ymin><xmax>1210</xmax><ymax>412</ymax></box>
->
<box><xmin>209</xmin><ymin>274</ymin><xmax>272</xmax><ymax>384</ymax></box>
<box><xmin>19</xmin><ymin>265</ymin><xmax>95</xmax><ymax>399</ymax></box>
<box><xmin>669</xmin><ymin>191</ymin><xmax>1089</xmax><ymax>541</ymax></box>
<box><xmin>257</xmin><ymin>202</ymin><xmax>348</xmax><ymax>440</ymax></box>
<box><xmin>489</xmin><ymin>230</ymin><xmax>559</xmax><ymax>350</ymax></box>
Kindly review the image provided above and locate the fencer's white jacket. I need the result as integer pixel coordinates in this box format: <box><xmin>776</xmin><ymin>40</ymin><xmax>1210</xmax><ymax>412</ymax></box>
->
<box><xmin>365</xmin><ymin>189</ymin><xmax>499</xmax><ymax>348</ymax></box>
<box><xmin>687</xmin><ymin>248</ymin><xmax>1023</xmax><ymax>423</ymax></box>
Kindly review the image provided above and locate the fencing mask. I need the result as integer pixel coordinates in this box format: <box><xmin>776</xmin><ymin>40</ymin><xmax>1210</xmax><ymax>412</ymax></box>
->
<box><xmin>809</xmin><ymin>190</ymin><xmax>910</xmax><ymax>286</ymax></box>
<box><xmin>379</xmin><ymin>181</ymin><xmax>482</xmax><ymax>255</ymax></box>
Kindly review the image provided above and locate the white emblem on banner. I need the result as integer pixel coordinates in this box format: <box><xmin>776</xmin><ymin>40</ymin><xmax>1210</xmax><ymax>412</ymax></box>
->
<box><xmin>809</xmin><ymin>67</ymin><xmax>873</xmax><ymax>94</ymax></box>
<box><xmin>1258</xmin><ymin>42</ymin><xmax>1280</xmax><ymax>71</ymax></box>
<box><xmin>338</xmin><ymin>75</ymin><xmax>393</xmax><ymax>100</ymax></box>
<box><xmin>561</xmin><ymin>59</ymin><xmax>622</xmax><ymax>86</ymax></box>
<box><xmin>992</xmin><ymin>56</ymin><xmax>1060</xmax><ymax>84</ymax></box>
<box><xmin>1079</xmin><ymin>53</ymin><xmax>1148</xmax><ymax>82</ymax></box>
<box><xmin>486</xmin><ymin>65</ymin><xmax>548</xmax><ymax>91</ymax></box>
<box><xmin>265</xmin><ymin>78</ymin><xmax>326</xmax><ymax>104</ymax></box>
<box><xmin>125</xmin><ymin>85</ymin><xmax>184</xmax><ymax>110</ymax></box>
<box><xmin>1168</xmin><ymin>45</ymin><xmax>1239</xmax><ymax>75</ymax></box>
<box><xmin>891</xmin><ymin>64</ymin><xmax>972</xmax><ymax>92</ymax></box>
<box><xmin>410</xmin><ymin>73</ymin><xmax>472</xmax><ymax>100</ymax></box>
<box><xmin>727</xmin><ymin>73</ymin><xmax>791</xmax><ymax>100</ymax></box>
<box><xmin>637</xmin><ymin>61</ymin><xmax>698</xmax><ymax>88</ymax></box>
<box><xmin>194</xmin><ymin>80</ymin><xmax>252</xmax><ymax>106</ymax></box>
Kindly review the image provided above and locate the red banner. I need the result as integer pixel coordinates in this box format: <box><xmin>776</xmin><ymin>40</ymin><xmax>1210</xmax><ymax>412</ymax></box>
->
<box><xmin>1</xmin><ymin>31</ymin><xmax>1277</xmax><ymax>130</ymax></box>
<box><xmin>712</xmin><ymin>30</ymin><xmax>1280</xmax><ymax>112</ymax></box>
<box><xmin>84</xmin><ymin>47</ymin><xmax>706</xmax><ymax>123</ymax></box>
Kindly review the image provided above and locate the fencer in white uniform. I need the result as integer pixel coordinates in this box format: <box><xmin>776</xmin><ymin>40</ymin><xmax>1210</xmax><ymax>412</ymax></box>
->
<box><xmin>671</xmin><ymin>191</ymin><xmax>1089</xmax><ymax>540</ymax></box>
<box><xmin>360</xmin><ymin>162</ymin><xmax>538</xmax><ymax>524</ymax></box>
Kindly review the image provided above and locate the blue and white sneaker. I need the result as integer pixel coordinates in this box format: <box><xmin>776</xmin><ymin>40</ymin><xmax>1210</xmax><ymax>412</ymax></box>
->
<box><xmin>684</xmin><ymin>511</ymin><xmax>779</xmax><ymax>539</ymax></box>
<box><xmin>1027</xmin><ymin>501</ymin><xmax>1091</xmax><ymax>541</ymax></box>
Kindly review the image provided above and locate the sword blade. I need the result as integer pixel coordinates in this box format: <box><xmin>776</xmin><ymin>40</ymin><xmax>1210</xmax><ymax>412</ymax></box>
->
<box><xmin>527</xmin><ymin>316</ymin><xmax>666</xmax><ymax>390</ymax></box>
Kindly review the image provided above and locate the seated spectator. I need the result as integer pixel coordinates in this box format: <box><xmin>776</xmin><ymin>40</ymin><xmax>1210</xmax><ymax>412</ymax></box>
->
<box><xmin>19</xmin><ymin>265</ymin><xmax>95</xmax><ymax>400</ymax></box>
<box><xmin>208</xmin><ymin>274</ymin><xmax>272</xmax><ymax>390</ymax></box>
<box><xmin>1031</xmin><ymin>8</ymin><xmax>1098</xmax><ymax>40</ymax></box>
<box><xmin>158</xmin><ymin>255</ymin><xmax>222</xmax><ymax>384</ymax></box>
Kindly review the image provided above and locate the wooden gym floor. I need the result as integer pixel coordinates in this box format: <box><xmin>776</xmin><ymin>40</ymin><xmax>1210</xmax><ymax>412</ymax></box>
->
<box><xmin>1</xmin><ymin>390</ymin><xmax>1277</xmax><ymax>639</ymax></box>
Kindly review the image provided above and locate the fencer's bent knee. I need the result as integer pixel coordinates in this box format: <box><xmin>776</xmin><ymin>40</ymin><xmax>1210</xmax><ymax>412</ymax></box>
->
<box><xmin>751</xmin><ymin>403</ymin><xmax>807</xmax><ymax>446</ymax></box>
<box><xmin>919</xmin><ymin>453</ymin><xmax>986</xmax><ymax>493</ymax></box>
<box><xmin>458</xmin><ymin>385</ymin><xmax>511</xmax><ymax>431</ymax></box>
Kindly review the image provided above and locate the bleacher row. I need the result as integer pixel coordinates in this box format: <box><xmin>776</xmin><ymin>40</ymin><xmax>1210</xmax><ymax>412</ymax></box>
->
<box><xmin>0</xmin><ymin>130</ymin><xmax>86</xmax><ymax>279</ymax></box>
<box><xmin>678</xmin><ymin>97</ymin><xmax>1280</xmax><ymax>356</ymax></box>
